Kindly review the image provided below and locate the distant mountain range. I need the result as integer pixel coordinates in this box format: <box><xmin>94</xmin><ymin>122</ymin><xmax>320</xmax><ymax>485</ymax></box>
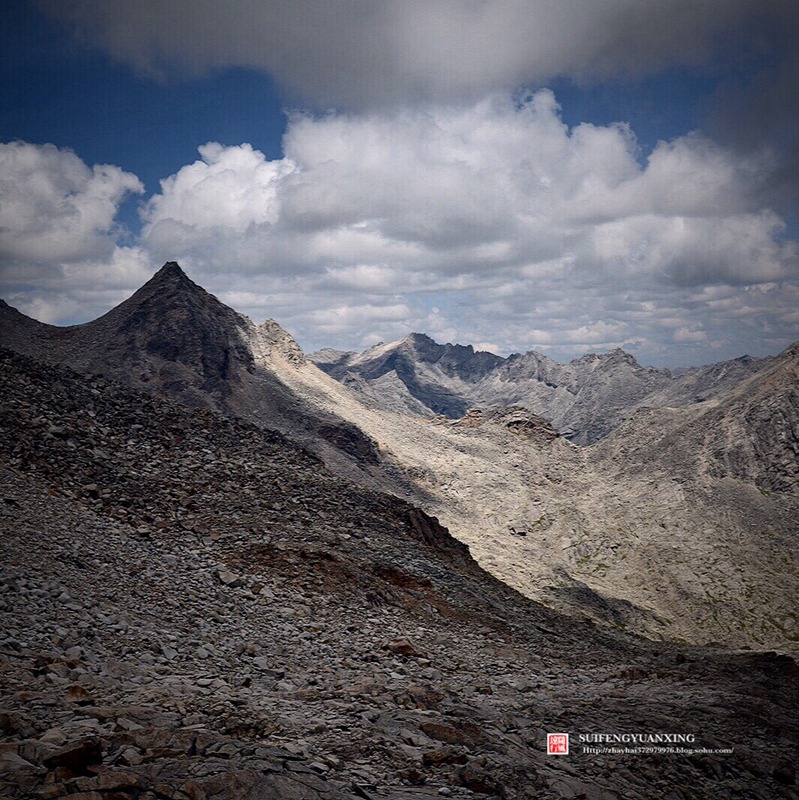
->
<box><xmin>2</xmin><ymin>262</ymin><xmax>797</xmax><ymax>654</ymax></box>
<box><xmin>311</xmin><ymin>333</ymin><xmax>767</xmax><ymax>444</ymax></box>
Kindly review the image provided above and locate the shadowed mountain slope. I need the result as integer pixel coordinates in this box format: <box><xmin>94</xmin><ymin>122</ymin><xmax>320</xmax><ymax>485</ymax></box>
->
<box><xmin>2</xmin><ymin>262</ymin><xmax>254</xmax><ymax>408</ymax></box>
<box><xmin>0</xmin><ymin>263</ymin><xmax>384</xmax><ymax>487</ymax></box>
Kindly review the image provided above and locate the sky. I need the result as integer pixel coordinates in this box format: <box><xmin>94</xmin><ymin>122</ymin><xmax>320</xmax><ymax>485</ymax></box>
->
<box><xmin>1</xmin><ymin>1</ymin><xmax>798</xmax><ymax>367</ymax></box>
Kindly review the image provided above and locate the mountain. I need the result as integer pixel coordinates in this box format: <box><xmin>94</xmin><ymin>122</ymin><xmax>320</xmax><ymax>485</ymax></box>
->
<box><xmin>325</xmin><ymin>359</ymin><xmax>798</xmax><ymax>650</ymax></box>
<box><xmin>215</xmin><ymin>299</ymin><xmax>799</xmax><ymax>652</ymax></box>
<box><xmin>1</xmin><ymin>262</ymin><xmax>255</xmax><ymax>407</ymax></box>
<box><xmin>555</xmin><ymin>340</ymin><xmax>799</xmax><ymax>650</ymax></box>
<box><xmin>645</xmin><ymin>353</ymin><xmax>769</xmax><ymax>407</ymax></box>
<box><xmin>594</xmin><ymin>341</ymin><xmax>799</xmax><ymax>494</ymax></box>
<box><xmin>313</xmin><ymin>334</ymin><xmax>505</xmax><ymax>418</ymax></box>
<box><xmin>0</xmin><ymin>263</ymin><xmax>383</xmax><ymax>486</ymax></box>
<box><xmin>3</xmin><ymin>345</ymin><xmax>799</xmax><ymax>800</ymax></box>
<box><xmin>311</xmin><ymin>336</ymin><xmax>767</xmax><ymax>445</ymax></box>
<box><xmin>2</xmin><ymin>264</ymin><xmax>797</xmax><ymax>656</ymax></box>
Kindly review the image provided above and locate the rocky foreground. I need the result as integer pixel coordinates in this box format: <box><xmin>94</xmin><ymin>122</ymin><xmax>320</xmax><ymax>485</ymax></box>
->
<box><xmin>1</xmin><ymin>347</ymin><xmax>798</xmax><ymax>800</ymax></box>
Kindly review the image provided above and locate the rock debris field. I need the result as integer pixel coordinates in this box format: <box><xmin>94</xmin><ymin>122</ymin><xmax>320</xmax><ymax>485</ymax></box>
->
<box><xmin>1</xmin><ymin>347</ymin><xmax>798</xmax><ymax>800</ymax></box>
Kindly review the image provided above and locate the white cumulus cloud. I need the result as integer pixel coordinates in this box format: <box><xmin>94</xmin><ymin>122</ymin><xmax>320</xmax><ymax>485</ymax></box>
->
<box><xmin>38</xmin><ymin>0</ymin><xmax>799</xmax><ymax>226</ymax></box>
<box><xmin>142</xmin><ymin>92</ymin><xmax>797</xmax><ymax>285</ymax></box>
<box><xmin>3</xmin><ymin>91</ymin><xmax>798</xmax><ymax>365</ymax></box>
<box><xmin>0</xmin><ymin>142</ymin><xmax>150</xmax><ymax>322</ymax></box>
<box><xmin>0</xmin><ymin>141</ymin><xmax>143</xmax><ymax>267</ymax></box>
<box><xmin>131</xmin><ymin>92</ymin><xmax>798</xmax><ymax>362</ymax></box>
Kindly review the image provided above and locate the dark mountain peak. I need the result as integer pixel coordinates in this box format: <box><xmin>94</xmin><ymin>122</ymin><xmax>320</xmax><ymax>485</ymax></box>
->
<box><xmin>119</xmin><ymin>261</ymin><xmax>208</xmax><ymax>310</ymax></box>
<box><xmin>0</xmin><ymin>263</ymin><xmax>199</xmax><ymax>340</ymax></box>
<box><xmin>92</xmin><ymin>264</ymin><xmax>256</xmax><ymax>400</ymax></box>
<box><xmin>111</xmin><ymin>261</ymin><xmax>196</xmax><ymax>307</ymax></box>
<box><xmin>404</xmin><ymin>332</ymin><xmax>505</xmax><ymax>364</ymax></box>
<box><xmin>406</xmin><ymin>331</ymin><xmax>481</xmax><ymax>355</ymax></box>
<box><xmin>1</xmin><ymin>262</ymin><xmax>257</xmax><ymax>408</ymax></box>
<box><xmin>153</xmin><ymin>260</ymin><xmax>187</xmax><ymax>280</ymax></box>
<box><xmin>406</xmin><ymin>332</ymin><xmax>437</xmax><ymax>346</ymax></box>
<box><xmin>95</xmin><ymin>261</ymin><xmax>253</xmax><ymax>340</ymax></box>
<box><xmin>403</xmin><ymin>333</ymin><xmax>505</xmax><ymax>381</ymax></box>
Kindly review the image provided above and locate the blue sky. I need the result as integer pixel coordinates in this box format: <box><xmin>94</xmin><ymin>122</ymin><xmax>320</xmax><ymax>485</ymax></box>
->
<box><xmin>1</xmin><ymin>0</ymin><xmax>797</xmax><ymax>366</ymax></box>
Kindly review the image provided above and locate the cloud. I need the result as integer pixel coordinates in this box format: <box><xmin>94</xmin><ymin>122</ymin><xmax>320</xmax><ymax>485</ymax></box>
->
<box><xmin>142</xmin><ymin>92</ymin><xmax>796</xmax><ymax>284</ymax></box>
<box><xmin>142</xmin><ymin>142</ymin><xmax>293</xmax><ymax>272</ymax></box>
<box><xmin>705</xmin><ymin>24</ymin><xmax>799</xmax><ymax>210</ymax></box>
<box><xmin>39</xmin><ymin>0</ymin><xmax>793</xmax><ymax>109</ymax></box>
<box><xmin>133</xmin><ymin>92</ymin><xmax>797</xmax><ymax>362</ymax></box>
<box><xmin>0</xmin><ymin>141</ymin><xmax>143</xmax><ymax>268</ymax></box>
<box><xmin>0</xmin><ymin>141</ymin><xmax>150</xmax><ymax>321</ymax></box>
<box><xmin>38</xmin><ymin>0</ymin><xmax>799</xmax><ymax>228</ymax></box>
<box><xmin>3</xmin><ymin>91</ymin><xmax>798</xmax><ymax>365</ymax></box>
<box><xmin>589</xmin><ymin>211</ymin><xmax>796</xmax><ymax>286</ymax></box>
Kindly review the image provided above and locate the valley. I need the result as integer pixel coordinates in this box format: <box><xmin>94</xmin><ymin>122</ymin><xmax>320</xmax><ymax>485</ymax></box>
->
<box><xmin>2</xmin><ymin>262</ymin><xmax>798</xmax><ymax>798</ymax></box>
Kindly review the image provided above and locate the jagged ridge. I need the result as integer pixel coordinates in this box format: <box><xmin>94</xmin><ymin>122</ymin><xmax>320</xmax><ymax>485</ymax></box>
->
<box><xmin>311</xmin><ymin>336</ymin><xmax>768</xmax><ymax>444</ymax></box>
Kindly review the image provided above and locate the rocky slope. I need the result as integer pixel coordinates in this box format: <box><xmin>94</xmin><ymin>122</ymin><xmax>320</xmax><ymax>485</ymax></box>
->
<box><xmin>2</xmin><ymin>346</ymin><xmax>799</xmax><ymax>800</ymax></box>
<box><xmin>593</xmin><ymin>342</ymin><xmax>799</xmax><ymax>495</ymax></box>
<box><xmin>311</xmin><ymin>336</ymin><xmax>766</xmax><ymax>445</ymax></box>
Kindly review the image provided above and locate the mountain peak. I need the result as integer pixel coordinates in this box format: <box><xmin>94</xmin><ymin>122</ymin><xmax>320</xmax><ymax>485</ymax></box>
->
<box><xmin>145</xmin><ymin>261</ymin><xmax>193</xmax><ymax>289</ymax></box>
<box><xmin>404</xmin><ymin>332</ymin><xmax>440</xmax><ymax>348</ymax></box>
<box><xmin>783</xmin><ymin>340</ymin><xmax>799</xmax><ymax>359</ymax></box>
<box><xmin>157</xmin><ymin>260</ymin><xmax>185</xmax><ymax>276</ymax></box>
<box><xmin>108</xmin><ymin>261</ymin><xmax>238</xmax><ymax>327</ymax></box>
<box><xmin>406</xmin><ymin>332</ymin><xmax>434</xmax><ymax>342</ymax></box>
<box><xmin>571</xmin><ymin>348</ymin><xmax>641</xmax><ymax>369</ymax></box>
<box><xmin>605</xmin><ymin>347</ymin><xmax>640</xmax><ymax>367</ymax></box>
